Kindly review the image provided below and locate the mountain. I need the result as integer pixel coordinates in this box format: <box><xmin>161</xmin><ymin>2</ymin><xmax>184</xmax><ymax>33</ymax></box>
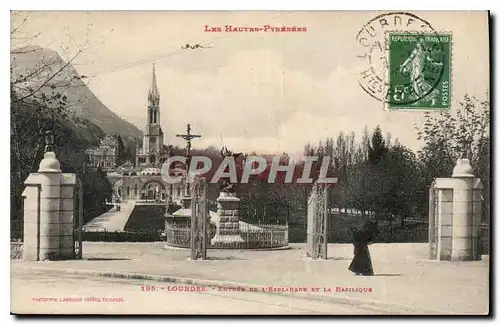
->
<box><xmin>10</xmin><ymin>45</ymin><xmax>142</xmax><ymax>139</ymax></box>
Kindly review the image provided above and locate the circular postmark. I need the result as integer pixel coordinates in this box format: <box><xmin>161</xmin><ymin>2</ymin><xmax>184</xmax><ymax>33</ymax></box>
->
<box><xmin>355</xmin><ymin>12</ymin><xmax>448</xmax><ymax>108</ymax></box>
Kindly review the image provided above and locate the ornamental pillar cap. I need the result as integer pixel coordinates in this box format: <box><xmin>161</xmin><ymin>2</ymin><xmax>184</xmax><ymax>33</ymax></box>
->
<box><xmin>452</xmin><ymin>158</ymin><xmax>474</xmax><ymax>178</ymax></box>
<box><xmin>38</xmin><ymin>151</ymin><xmax>61</xmax><ymax>173</ymax></box>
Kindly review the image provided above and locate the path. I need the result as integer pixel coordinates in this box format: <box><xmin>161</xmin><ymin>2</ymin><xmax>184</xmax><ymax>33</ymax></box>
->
<box><xmin>11</xmin><ymin>243</ymin><xmax>490</xmax><ymax>315</ymax></box>
<box><xmin>83</xmin><ymin>201</ymin><xmax>136</xmax><ymax>232</ymax></box>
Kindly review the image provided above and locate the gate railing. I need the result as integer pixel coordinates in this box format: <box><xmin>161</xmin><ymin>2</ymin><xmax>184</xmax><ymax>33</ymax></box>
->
<box><xmin>307</xmin><ymin>182</ymin><xmax>329</xmax><ymax>259</ymax></box>
<box><xmin>165</xmin><ymin>223</ymin><xmax>289</xmax><ymax>249</ymax></box>
<box><xmin>428</xmin><ymin>183</ymin><xmax>439</xmax><ymax>259</ymax></box>
<box><xmin>73</xmin><ymin>177</ymin><xmax>84</xmax><ymax>259</ymax></box>
<box><xmin>190</xmin><ymin>177</ymin><xmax>208</xmax><ymax>260</ymax></box>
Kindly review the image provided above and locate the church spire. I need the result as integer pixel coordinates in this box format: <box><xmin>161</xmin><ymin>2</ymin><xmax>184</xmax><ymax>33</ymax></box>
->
<box><xmin>148</xmin><ymin>63</ymin><xmax>160</xmax><ymax>104</ymax></box>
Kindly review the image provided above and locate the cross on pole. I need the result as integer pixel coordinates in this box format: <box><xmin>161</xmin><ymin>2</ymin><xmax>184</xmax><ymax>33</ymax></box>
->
<box><xmin>176</xmin><ymin>123</ymin><xmax>201</xmax><ymax>157</ymax></box>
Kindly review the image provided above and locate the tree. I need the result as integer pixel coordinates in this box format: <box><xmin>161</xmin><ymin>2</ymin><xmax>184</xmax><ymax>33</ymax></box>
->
<box><xmin>344</xmin><ymin>126</ymin><xmax>424</xmax><ymax>226</ymax></box>
<box><xmin>116</xmin><ymin>135</ymin><xmax>126</xmax><ymax>165</ymax></box>
<box><xmin>10</xmin><ymin>12</ymin><xmax>110</xmax><ymax>238</ymax></box>
<box><xmin>345</xmin><ymin>160</ymin><xmax>371</xmax><ymax>217</ymax></box>
<box><xmin>303</xmin><ymin>142</ymin><xmax>315</xmax><ymax>156</ymax></box>
<box><xmin>416</xmin><ymin>95</ymin><xmax>489</xmax><ymax>177</ymax></box>
<box><xmin>331</xmin><ymin>132</ymin><xmax>356</xmax><ymax>214</ymax></box>
<box><xmin>81</xmin><ymin>168</ymin><xmax>113</xmax><ymax>223</ymax></box>
<box><xmin>415</xmin><ymin>94</ymin><xmax>490</xmax><ymax>225</ymax></box>
<box><xmin>367</xmin><ymin>125</ymin><xmax>388</xmax><ymax>165</ymax></box>
<box><xmin>379</xmin><ymin>145</ymin><xmax>426</xmax><ymax>222</ymax></box>
<box><xmin>10</xmin><ymin>12</ymin><xmax>101</xmax><ymax>182</ymax></box>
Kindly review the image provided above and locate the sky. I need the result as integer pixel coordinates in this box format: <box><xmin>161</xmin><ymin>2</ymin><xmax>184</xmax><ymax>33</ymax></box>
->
<box><xmin>10</xmin><ymin>11</ymin><xmax>490</xmax><ymax>155</ymax></box>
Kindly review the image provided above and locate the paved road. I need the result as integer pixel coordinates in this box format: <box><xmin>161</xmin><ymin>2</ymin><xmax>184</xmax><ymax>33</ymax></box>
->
<box><xmin>11</xmin><ymin>268</ymin><xmax>382</xmax><ymax>315</ymax></box>
<box><xmin>11</xmin><ymin>242</ymin><xmax>490</xmax><ymax>315</ymax></box>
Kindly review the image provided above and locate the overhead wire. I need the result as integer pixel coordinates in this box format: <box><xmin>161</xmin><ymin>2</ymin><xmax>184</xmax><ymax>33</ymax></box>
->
<box><xmin>85</xmin><ymin>11</ymin><xmax>295</xmax><ymax>78</ymax></box>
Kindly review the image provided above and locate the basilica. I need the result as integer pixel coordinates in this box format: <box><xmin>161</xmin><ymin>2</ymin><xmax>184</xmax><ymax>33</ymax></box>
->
<box><xmin>86</xmin><ymin>64</ymin><xmax>188</xmax><ymax>204</ymax></box>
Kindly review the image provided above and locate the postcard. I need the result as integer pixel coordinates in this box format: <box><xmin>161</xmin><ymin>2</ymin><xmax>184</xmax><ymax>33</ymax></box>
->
<box><xmin>10</xmin><ymin>10</ymin><xmax>490</xmax><ymax>315</ymax></box>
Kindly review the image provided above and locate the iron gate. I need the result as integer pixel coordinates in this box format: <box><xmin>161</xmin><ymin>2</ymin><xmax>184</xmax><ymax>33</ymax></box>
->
<box><xmin>306</xmin><ymin>182</ymin><xmax>329</xmax><ymax>259</ymax></box>
<box><xmin>190</xmin><ymin>177</ymin><xmax>208</xmax><ymax>260</ymax></box>
<box><xmin>73</xmin><ymin>178</ymin><xmax>83</xmax><ymax>259</ymax></box>
<box><xmin>428</xmin><ymin>183</ymin><xmax>439</xmax><ymax>259</ymax></box>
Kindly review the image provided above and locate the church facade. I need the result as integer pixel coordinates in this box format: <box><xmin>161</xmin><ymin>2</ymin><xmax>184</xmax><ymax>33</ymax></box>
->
<box><xmin>88</xmin><ymin>64</ymin><xmax>188</xmax><ymax>205</ymax></box>
<box><xmin>85</xmin><ymin>134</ymin><xmax>120</xmax><ymax>172</ymax></box>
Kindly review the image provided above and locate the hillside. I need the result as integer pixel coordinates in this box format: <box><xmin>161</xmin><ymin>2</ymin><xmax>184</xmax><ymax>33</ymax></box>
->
<box><xmin>11</xmin><ymin>45</ymin><xmax>142</xmax><ymax>139</ymax></box>
<box><xmin>10</xmin><ymin>92</ymin><xmax>113</xmax><ymax>240</ymax></box>
<box><xmin>10</xmin><ymin>45</ymin><xmax>134</xmax><ymax>239</ymax></box>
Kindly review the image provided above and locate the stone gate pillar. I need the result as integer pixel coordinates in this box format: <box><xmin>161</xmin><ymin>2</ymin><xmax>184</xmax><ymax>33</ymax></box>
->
<box><xmin>430</xmin><ymin>159</ymin><xmax>483</xmax><ymax>261</ymax></box>
<box><xmin>22</xmin><ymin>148</ymin><xmax>76</xmax><ymax>261</ymax></box>
<box><xmin>451</xmin><ymin>160</ymin><xmax>483</xmax><ymax>261</ymax></box>
<box><xmin>211</xmin><ymin>191</ymin><xmax>244</xmax><ymax>246</ymax></box>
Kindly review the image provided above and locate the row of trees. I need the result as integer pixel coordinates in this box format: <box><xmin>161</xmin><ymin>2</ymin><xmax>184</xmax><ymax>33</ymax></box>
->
<box><xmin>306</xmin><ymin>126</ymin><xmax>426</xmax><ymax>225</ymax></box>
<box><xmin>162</xmin><ymin>94</ymin><xmax>489</xmax><ymax>231</ymax></box>
<box><xmin>301</xmin><ymin>95</ymin><xmax>490</xmax><ymax>229</ymax></box>
<box><xmin>232</xmin><ymin>95</ymin><xmax>490</xmax><ymax>233</ymax></box>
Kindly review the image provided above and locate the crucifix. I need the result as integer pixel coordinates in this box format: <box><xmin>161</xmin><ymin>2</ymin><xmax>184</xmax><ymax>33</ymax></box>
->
<box><xmin>176</xmin><ymin>123</ymin><xmax>201</xmax><ymax>157</ymax></box>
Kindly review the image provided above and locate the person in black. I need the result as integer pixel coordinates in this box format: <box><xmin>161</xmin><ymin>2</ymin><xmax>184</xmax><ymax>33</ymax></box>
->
<box><xmin>348</xmin><ymin>220</ymin><xmax>378</xmax><ymax>276</ymax></box>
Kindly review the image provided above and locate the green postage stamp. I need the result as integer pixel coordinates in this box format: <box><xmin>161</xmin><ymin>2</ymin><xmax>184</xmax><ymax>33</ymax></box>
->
<box><xmin>387</xmin><ymin>32</ymin><xmax>452</xmax><ymax>111</ymax></box>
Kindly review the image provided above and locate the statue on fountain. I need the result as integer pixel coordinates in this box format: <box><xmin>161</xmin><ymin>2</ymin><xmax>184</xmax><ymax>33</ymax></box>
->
<box><xmin>220</xmin><ymin>179</ymin><xmax>234</xmax><ymax>193</ymax></box>
<box><xmin>211</xmin><ymin>145</ymin><xmax>245</xmax><ymax>246</ymax></box>
<box><xmin>219</xmin><ymin>146</ymin><xmax>242</xmax><ymax>193</ymax></box>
